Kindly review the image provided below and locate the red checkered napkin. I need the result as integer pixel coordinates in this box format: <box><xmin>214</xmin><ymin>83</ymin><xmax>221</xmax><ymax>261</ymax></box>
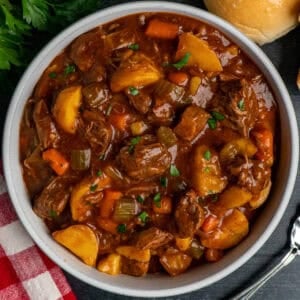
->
<box><xmin>0</xmin><ymin>164</ymin><xmax>76</xmax><ymax>300</ymax></box>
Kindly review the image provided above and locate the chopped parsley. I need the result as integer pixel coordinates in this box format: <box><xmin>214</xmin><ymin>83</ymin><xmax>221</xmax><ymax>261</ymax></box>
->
<box><xmin>170</xmin><ymin>164</ymin><xmax>180</xmax><ymax>177</ymax></box>
<box><xmin>128</xmin><ymin>136</ymin><xmax>141</xmax><ymax>154</ymax></box>
<box><xmin>204</xmin><ymin>166</ymin><xmax>210</xmax><ymax>173</ymax></box>
<box><xmin>153</xmin><ymin>193</ymin><xmax>161</xmax><ymax>207</ymax></box>
<box><xmin>48</xmin><ymin>72</ymin><xmax>57</xmax><ymax>79</ymax></box>
<box><xmin>138</xmin><ymin>211</ymin><xmax>149</xmax><ymax>223</ymax></box>
<box><xmin>89</xmin><ymin>184</ymin><xmax>98</xmax><ymax>192</ymax></box>
<box><xmin>210</xmin><ymin>193</ymin><xmax>219</xmax><ymax>202</ymax></box>
<box><xmin>64</xmin><ymin>64</ymin><xmax>76</xmax><ymax>75</ymax></box>
<box><xmin>49</xmin><ymin>209</ymin><xmax>57</xmax><ymax>218</ymax></box>
<box><xmin>160</xmin><ymin>177</ymin><xmax>168</xmax><ymax>187</ymax></box>
<box><xmin>207</xmin><ymin>118</ymin><xmax>217</xmax><ymax>129</ymax></box>
<box><xmin>237</xmin><ymin>98</ymin><xmax>245</xmax><ymax>111</ymax></box>
<box><xmin>137</xmin><ymin>195</ymin><xmax>144</xmax><ymax>203</ymax></box>
<box><xmin>172</xmin><ymin>52</ymin><xmax>191</xmax><ymax>70</ymax></box>
<box><xmin>129</xmin><ymin>86</ymin><xmax>139</xmax><ymax>96</ymax></box>
<box><xmin>128</xmin><ymin>43</ymin><xmax>139</xmax><ymax>51</ymax></box>
<box><xmin>211</xmin><ymin>111</ymin><xmax>225</xmax><ymax>121</ymax></box>
<box><xmin>96</xmin><ymin>170</ymin><xmax>102</xmax><ymax>177</ymax></box>
<box><xmin>203</xmin><ymin>150</ymin><xmax>211</xmax><ymax>161</ymax></box>
<box><xmin>117</xmin><ymin>223</ymin><xmax>126</xmax><ymax>233</ymax></box>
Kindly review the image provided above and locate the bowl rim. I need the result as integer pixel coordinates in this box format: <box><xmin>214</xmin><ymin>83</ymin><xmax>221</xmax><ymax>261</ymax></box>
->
<box><xmin>2</xmin><ymin>1</ymin><xmax>299</xmax><ymax>297</ymax></box>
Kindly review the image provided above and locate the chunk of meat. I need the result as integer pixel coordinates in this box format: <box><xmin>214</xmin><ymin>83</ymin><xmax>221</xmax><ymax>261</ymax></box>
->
<box><xmin>82</xmin><ymin>83</ymin><xmax>111</xmax><ymax>110</ymax></box>
<box><xmin>221</xmin><ymin>79</ymin><xmax>259</xmax><ymax>136</ymax></box>
<box><xmin>33</xmin><ymin>176</ymin><xmax>75</xmax><ymax>219</ymax></box>
<box><xmin>174</xmin><ymin>105</ymin><xmax>210</xmax><ymax>141</ymax></box>
<box><xmin>23</xmin><ymin>147</ymin><xmax>53</xmax><ymax>197</ymax></box>
<box><xmin>121</xmin><ymin>257</ymin><xmax>149</xmax><ymax>276</ymax></box>
<box><xmin>33</xmin><ymin>100</ymin><xmax>60</xmax><ymax>149</ymax></box>
<box><xmin>175</xmin><ymin>190</ymin><xmax>205</xmax><ymax>237</ymax></box>
<box><xmin>83</xmin><ymin>62</ymin><xmax>106</xmax><ymax>84</ymax></box>
<box><xmin>82</xmin><ymin>111</ymin><xmax>113</xmax><ymax>156</ymax></box>
<box><xmin>118</xmin><ymin>142</ymin><xmax>171</xmax><ymax>180</ymax></box>
<box><xmin>70</xmin><ymin>32</ymin><xmax>101</xmax><ymax>71</ymax></box>
<box><xmin>126</xmin><ymin>89</ymin><xmax>152</xmax><ymax>114</ymax></box>
<box><xmin>135</xmin><ymin>227</ymin><xmax>173</xmax><ymax>250</ymax></box>
<box><xmin>97</xmin><ymin>229</ymin><xmax>121</xmax><ymax>255</ymax></box>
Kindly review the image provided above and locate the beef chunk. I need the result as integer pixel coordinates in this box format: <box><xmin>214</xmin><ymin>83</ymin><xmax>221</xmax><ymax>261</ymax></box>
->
<box><xmin>174</xmin><ymin>105</ymin><xmax>210</xmax><ymax>141</ymax></box>
<box><xmin>135</xmin><ymin>227</ymin><xmax>173</xmax><ymax>250</ymax></box>
<box><xmin>175</xmin><ymin>190</ymin><xmax>204</xmax><ymax>237</ymax></box>
<box><xmin>82</xmin><ymin>83</ymin><xmax>111</xmax><ymax>110</ymax></box>
<box><xmin>33</xmin><ymin>176</ymin><xmax>75</xmax><ymax>219</ymax></box>
<box><xmin>126</xmin><ymin>89</ymin><xmax>152</xmax><ymax>114</ymax></box>
<box><xmin>118</xmin><ymin>140</ymin><xmax>171</xmax><ymax>180</ymax></box>
<box><xmin>121</xmin><ymin>257</ymin><xmax>149</xmax><ymax>276</ymax></box>
<box><xmin>33</xmin><ymin>100</ymin><xmax>60</xmax><ymax>149</ymax></box>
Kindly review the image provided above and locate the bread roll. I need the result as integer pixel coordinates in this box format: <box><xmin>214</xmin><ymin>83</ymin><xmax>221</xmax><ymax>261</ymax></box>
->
<box><xmin>204</xmin><ymin>0</ymin><xmax>300</xmax><ymax>45</ymax></box>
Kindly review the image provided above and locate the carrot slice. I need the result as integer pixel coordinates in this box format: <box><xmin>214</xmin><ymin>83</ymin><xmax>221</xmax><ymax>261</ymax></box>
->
<box><xmin>109</xmin><ymin>113</ymin><xmax>130</xmax><ymax>131</ymax></box>
<box><xmin>100</xmin><ymin>189</ymin><xmax>123</xmax><ymax>218</ymax></box>
<box><xmin>97</xmin><ymin>218</ymin><xmax>118</xmax><ymax>234</ymax></box>
<box><xmin>168</xmin><ymin>72</ymin><xmax>189</xmax><ymax>86</ymax></box>
<box><xmin>153</xmin><ymin>196</ymin><xmax>172</xmax><ymax>214</ymax></box>
<box><xmin>145</xmin><ymin>19</ymin><xmax>179</xmax><ymax>39</ymax></box>
<box><xmin>42</xmin><ymin>148</ymin><xmax>69</xmax><ymax>175</ymax></box>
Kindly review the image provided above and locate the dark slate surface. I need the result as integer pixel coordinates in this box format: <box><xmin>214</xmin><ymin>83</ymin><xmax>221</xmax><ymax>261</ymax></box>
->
<box><xmin>1</xmin><ymin>1</ymin><xmax>300</xmax><ymax>299</ymax></box>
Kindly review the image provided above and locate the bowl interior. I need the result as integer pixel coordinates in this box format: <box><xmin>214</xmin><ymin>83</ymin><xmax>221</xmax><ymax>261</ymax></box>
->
<box><xmin>3</xmin><ymin>1</ymin><xmax>299</xmax><ymax>298</ymax></box>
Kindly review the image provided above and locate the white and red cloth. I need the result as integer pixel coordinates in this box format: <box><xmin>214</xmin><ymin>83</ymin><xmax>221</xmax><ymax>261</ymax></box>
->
<box><xmin>0</xmin><ymin>163</ymin><xmax>76</xmax><ymax>300</ymax></box>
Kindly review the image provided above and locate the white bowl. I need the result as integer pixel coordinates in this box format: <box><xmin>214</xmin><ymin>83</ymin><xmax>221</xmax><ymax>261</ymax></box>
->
<box><xmin>3</xmin><ymin>1</ymin><xmax>299</xmax><ymax>298</ymax></box>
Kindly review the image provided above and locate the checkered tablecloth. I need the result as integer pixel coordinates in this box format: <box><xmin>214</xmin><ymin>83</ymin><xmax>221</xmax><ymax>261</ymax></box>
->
<box><xmin>0</xmin><ymin>163</ymin><xmax>76</xmax><ymax>300</ymax></box>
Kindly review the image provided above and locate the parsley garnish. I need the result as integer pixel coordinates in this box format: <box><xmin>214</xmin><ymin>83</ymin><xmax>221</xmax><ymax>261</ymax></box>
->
<box><xmin>117</xmin><ymin>223</ymin><xmax>126</xmax><ymax>233</ymax></box>
<box><xmin>210</xmin><ymin>193</ymin><xmax>219</xmax><ymax>202</ymax></box>
<box><xmin>137</xmin><ymin>195</ymin><xmax>144</xmax><ymax>203</ymax></box>
<box><xmin>129</xmin><ymin>86</ymin><xmax>139</xmax><ymax>96</ymax></box>
<box><xmin>204</xmin><ymin>167</ymin><xmax>210</xmax><ymax>173</ymax></box>
<box><xmin>153</xmin><ymin>193</ymin><xmax>161</xmax><ymax>207</ymax></box>
<box><xmin>211</xmin><ymin>111</ymin><xmax>225</xmax><ymax>121</ymax></box>
<box><xmin>128</xmin><ymin>136</ymin><xmax>141</xmax><ymax>154</ymax></box>
<box><xmin>49</xmin><ymin>209</ymin><xmax>57</xmax><ymax>218</ymax></box>
<box><xmin>160</xmin><ymin>177</ymin><xmax>168</xmax><ymax>187</ymax></box>
<box><xmin>138</xmin><ymin>211</ymin><xmax>149</xmax><ymax>223</ymax></box>
<box><xmin>96</xmin><ymin>170</ymin><xmax>102</xmax><ymax>177</ymax></box>
<box><xmin>237</xmin><ymin>98</ymin><xmax>245</xmax><ymax>111</ymax></box>
<box><xmin>172</xmin><ymin>52</ymin><xmax>191</xmax><ymax>70</ymax></box>
<box><xmin>89</xmin><ymin>184</ymin><xmax>98</xmax><ymax>192</ymax></box>
<box><xmin>203</xmin><ymin>150</ymin><xmax>211</xmax><ymax>161</ymax></box>
<box><xmin>128</xmin><ymin>43</ymin><xmax>139</xmax><ymax>51</ymax></box>
<box><xmin>48</xmin><ymin>72</ymin><xmax>57</xmax><ymax>79</ymax></box>
<box><xmin>170</xmin><ymin>164</ymin><xmax>180</xmax><ymax>177</ymax></box>
<box><xmin>207</xmin><ymin>118</ymin><xmax>217</xmax><ymax>129</ymax></box>
<box><xmin>64</xmin><ymin>64</ymin><xmax>76</xmax><ymax>75</ymax></box>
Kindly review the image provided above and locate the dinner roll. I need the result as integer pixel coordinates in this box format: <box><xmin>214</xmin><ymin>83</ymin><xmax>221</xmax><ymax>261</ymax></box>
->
<box><xmin>204</xmin><ymin>0</ymin><xmax>300</xmax><ymax>45</ymax></box>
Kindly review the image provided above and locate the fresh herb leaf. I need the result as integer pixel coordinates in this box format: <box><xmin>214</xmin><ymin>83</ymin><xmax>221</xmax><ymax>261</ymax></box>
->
<box><xmin>211</xmin><ymin>111</ymin><xmax>225</xmax><ymax>121</ymax></box>
<box><xmin>64</xmin><ymin>64</ymin><xmax>76</xmax><ymax>75</ymax></box>
<box><xmin>128</xmin><ymin>43</ymin><xmax>139</xmax><ymax>51</ymax></box>
<box><xmin>172</xmin><ymin>52</ymin><xmax>191</xmax><ymax>70</ymax></box>
<box><xmin>96</xmin><ymin>170</ymin><xmax>102</xmax><ymax>177</ymax></box>
<box><xmin>170</xmin><ymin>164</ymin><xmax>180</xmax><ymax>177</ymax></box>
<box><xmin>117</xmin><ymin>223</ymin><xmax>126</xmax><ymax>233</ymax></box>
<box><xmin>210</xmin><ymin>193</ymin><xmax>219</xmax><ymax>202</ymax></box>
<box><xmin>137</xmin><ymin>195</ymin><xmax>144</xmax><ymax>203</ymax></box>
<box><xmin>128</xmin><ymin>136</ymin><xmax>141</xmax><ymax>154</ymax></box>
<box><xmin>237</xmin><ymin>98</ymin><xmax>245</xmax><ymax>111</ymax></box>
<box><xmin>129</xmin><ymin>86</ymin><xmax>139</xmax><ymax>96</ymax></box>
<box><xmin>160</xmin><ymin>177</ymin><xmax>168</xmax><ymax>187</ymax></box>
<box><xmin>138</xmin><ymin>211</ymin><xmax>149</xmax><ymax>223</ymax></box>
<box><xmin>153</xmin><ymin>192</ymin><xmax>161</xmax><ymax>207</ymax></box>
<box><xmin>203</xmin><ymin>150</ymin><xmax>211</xmax><ymax>161</ymax></box>
<box><xmin>49</xmin><ymin>209</ymin><xmax>57</xmax><ymax>218</ymax></box>
<box><xmin>22</xmin><ymin>0</ymin><xmax>49</xmax><ymax>30</ymax></box>
<box><xmin>48</xmin><ymin>71</ymin><xmax>57</xmax><ymax>78</ymax></box>
<box><xmin>204</xmin><ymin>166</ymin><xmax>210</xmax><ymax>173</ymax></box>
<box><xmin>207</xmin><ymin>118</ymin><xmax>217</xmax><ymax>129</ymax></box>
<box><xmin>89</xmin><ymin>184</ymin><xmax>98</xmax><ymax>192</ymax></box>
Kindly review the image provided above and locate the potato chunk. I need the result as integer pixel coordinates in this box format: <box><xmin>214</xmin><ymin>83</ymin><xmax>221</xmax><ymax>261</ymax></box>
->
<box><xmin>174</xmin><ymin>105</ymin><xmax>210</xmax><ymax>141</ymax></box>
<box><xmin>175</xmin><ymin>33</ymin><xmax>223</xmax><ymax>72</ymax></box>
<box><xmin>218</xmin><ymin>186</ymin><xmax>252</xmax><ymax>209</ymax></box>
<box><xmin>110</xmin><ymin>53</ymin><xmax>162</xmax><ymax>92</ymax></box>
<box><xmin>249</xmin><ymin>180</ymin><xmax>272</xmax><ymax>209</ymax></box>
<box><xmin>192</xmin><ymin>145</ymin><xmax>227</xmax><ymax>197</ymax></box>
<box><xmin>53</xmin><ymin>225</ymin><xmax>98</xmax><ymax>266</ymax></box>
<box><xmin>116</xmin><ymin>246</ymin><xmax>150</xmax><ymax>262</ymax></box>
<box><xmin>201</xmin><ymin>209</ymin><xmax>249</xmax><ymax>249</ymax></box>
<box><xmin>53</xmin><ymin>85</ymin><xmax>82</xmax><ymax>134</ymax></box>
<box><xmin>97</xmin><ymin>253</ymin><xmax>121</xmax><ymax>275</ymax></box>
